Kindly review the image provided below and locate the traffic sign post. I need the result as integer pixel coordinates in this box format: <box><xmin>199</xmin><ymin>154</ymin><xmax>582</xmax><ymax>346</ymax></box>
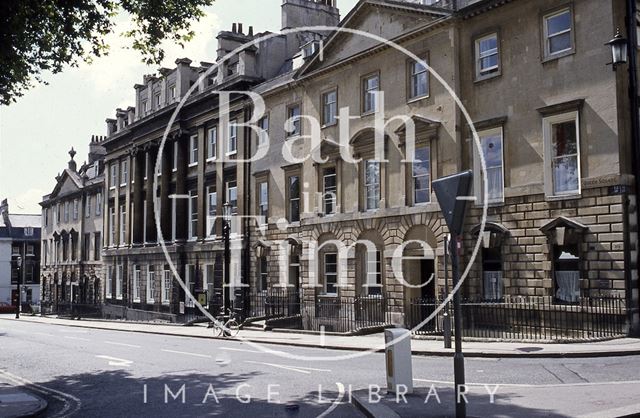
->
<box><xmin>432</xmin><ymin>170</ymin><xmax>473</xmax><ymax>418</ymax></box>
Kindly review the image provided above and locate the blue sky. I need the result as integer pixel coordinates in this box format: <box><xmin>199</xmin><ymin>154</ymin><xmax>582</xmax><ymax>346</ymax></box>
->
<box><xmin>0</xmin><ymin>0</ymin><xmax>359</xmax><ymax>214</ymax></box>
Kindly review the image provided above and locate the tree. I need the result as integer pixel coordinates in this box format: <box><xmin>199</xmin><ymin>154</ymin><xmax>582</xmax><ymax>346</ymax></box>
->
<box><xmin>0</xmin><ymin>0</ymin><xmax>215</xmax><ymax>106</ymax></box>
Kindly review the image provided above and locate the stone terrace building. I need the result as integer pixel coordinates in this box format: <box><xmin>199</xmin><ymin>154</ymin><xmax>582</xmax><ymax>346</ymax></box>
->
<box><xmin>99</xmin><ymin>0</ymin><xmax>341</xmax><ymax>321</ymax></box>
<box><xmin>39</xmin><ymin>141</ymin><xmax>106</xmax><ymax>310</ymax></box>
<box><xmin>245</xmin><ymin>0</ymin><xmax>639</xmax><ymax>333</ymax></box>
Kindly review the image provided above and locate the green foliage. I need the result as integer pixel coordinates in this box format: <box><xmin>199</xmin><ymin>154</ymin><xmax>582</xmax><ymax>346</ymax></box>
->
<box><xmin>0</xmin><ymin>0</ymin><xmax>214</xmax><ymax>106</ymax></box>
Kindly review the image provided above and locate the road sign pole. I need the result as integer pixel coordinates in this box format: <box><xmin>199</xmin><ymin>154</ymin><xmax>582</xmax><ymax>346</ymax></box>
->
<box><xmin>450</xmin><ymin>236</ymin><xmax>466</xmax><ymax>418</ymax></box>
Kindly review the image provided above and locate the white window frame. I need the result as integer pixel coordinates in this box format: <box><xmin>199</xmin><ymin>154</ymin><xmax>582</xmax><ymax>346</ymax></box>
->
<box><xmin>286</xmin><ymin>105</ymin><xmax>301</xmax><ymax>138</ymax></box>
<box><xmin>207</xmin><ymin>126</ymin><xmax>217</xmax><ymax>161</ymax></box>
<box><xmin>120</xmin><ymin>159</ymin><xmax>128</xmax><ymax>187</ymax></box>
<box><xmin>169</xmin><ymin>85</ymin><xmax>176</xmax><ymax>101</ymax></box>
<box><xmin>206</xmin><ymin>187</ymin><xmax>217</xmax><ymax>238</ymax></box>
<box><xmin>322</xmin><ymin>90</ymin><xmax>338</xmax><ymax>127</ymax></box>
<box><xmin>162</xmin><ymin>269</ymin><xmax>171</xmax><ymax>304</ymax></box>
<box><xmin>323</xmin><ymin>252</ymin><xmax>338</xmax><ymax>296</ymax></box>
<box><xmin>288</xmin><ymin>175</ymin><xmax>300</xmax><ymax>223</ymax></box>
<box><xmin>188</xmin><ymin>190</ymin><xmax>198</xmax><ymax>240</ymax></box>
<box><xmin>258</xmin><ymin>116</ymin><xmax>269</xmax><ymax>146</ymax></box>
<box><xmin>85</xmin><ymin>195</ymin><xmax>91</xmax><ymax>218</ymax></box>
<box><xmin>543</xmin><ymin>111</ymin><xmax>581</xmax><ymax>198</ymax></box>
<box><xmin>543</xmin><ymin>8</ymin><xmax>573</xmax><ymax>58</ymax></box>
<box><xmin>364</xmin><ymin>160</ymin><xmax>381</xmax><ymax>211</ymax></box>
<box><xmin>146</xmin><ymin>266</ymin><xmax>155</xmax><ymax>303</ymax></box>
<box><xmin>109</xmin><ymin>207</ymin><xmax>115</xmax><ymax>246</ymax></box>
<box><xmin>258</xmin><ymin>181</ymin><xmax>269</xmax><ymax>222</ymax></box>
<box><xmin>473</xmin><ymin>127</ymin><xmax>505</xmax><ymax>204</ymax></box>
<box><xmin>154</xmin><ymin>93</ymin><xmax>161</xmax><ymax>108</ymax></box>
<box><xmin>133</xmin><ymin>265</ymin><xmax>141</xmax><ymax>302</ymax></box>
<box><xmin>364</xmin><ymin>250</ymin><xmax>383</xmax><ymax>296</ymax></box>
<box><xmin>323</xmin><ymin>167</ymin><xmax>337</xmax><ymax>215</ymax></box>
<box><xmin>116</xmin><ymin>264</ymin><xmax>123</xmax><ymax>300</ymax></box>
<box><xmin>96</xmin><ymin>192</ymin><xmax>102</xmax><ymax>216</ymax></box>
<box><xmin>172</xmin><ymin>141</ymin><xmax>178</xmax><ymax>172</ymax></box>
<box><xmin>362</xmin><ymin>73</ymin><xmax>380</xmax><ymax>114</ymax></box>
<box><xmin>475</xmin><ymin>33</ymin><xmax>499</xmax><ymax>79</ymax></box>
<box><xmin>189</xmin><ymin>134</ymin><xmax>198</xmax><ymax>166</ymax></box>
<box><xmin>73</xmin><ymin>199</ymin><xmax>79</xmax><ymax>220</ymax></box>
<box><xmin>185</xmin><ymin>265</ymin><xmax>195</xmax><ymax>308</ymax></box>
<box><xmin>409</xmin><ymin>60</ymin><xmax>429</xmax><ymax>100</ymax></box>
<box><xmin>227</xmin><ymin>120</ymin><xmax>238</xmax><ymax>155</ymax></box>
<box><xmin>110</xmin><ymin>164</ymin><xmax>117</xmax><ymax>190</ymax></box>
<box><xmin>171</xmin><ymin>197</ymin><xmax>177</xmax><ymax>242</ymax></box>
<box><xmin>106</xmin><ymin>266</ymin><xmax>113</xmax><ymax>298</ymax></box>
<box><xmin>119</xmin><ymin>204</ymin><xmax>126</xmax><ymax>246</ymax></box>
<box><xmin>412</xmin><ymin>146</ymin><xmax>431</xmax><ymax>205</ymax></box>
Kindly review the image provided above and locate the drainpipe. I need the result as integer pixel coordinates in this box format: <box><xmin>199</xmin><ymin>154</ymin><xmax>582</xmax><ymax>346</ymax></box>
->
<box><xmin>626</xmin><ymin>0</ymin><xmax>640</xmax><ymax>336</ymax></box>
<box><xmin>243</xmin><ymin>103</ymin><xmax>253</xmax><ymax>317</ymax></box>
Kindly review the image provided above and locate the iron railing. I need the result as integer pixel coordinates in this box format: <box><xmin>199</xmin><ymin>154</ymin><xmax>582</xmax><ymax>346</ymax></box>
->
<box><xmin>244</xmin><ymin>288</ymin><xmax>301</xmax><ymax>319</ymax></box>
<box><xmin>303</xmin><ymin>294</ymin><xmax>390</xmax><ymax>333</ymax></box>
<box><xmin>41</xmin><ymin>302</ymin><xmax>102</xmax><ymax>318</ymax></box>
<box><xmin>407</xmin><ymin>296</ymin><xmax>627</xmax><ymax>340</ymax></box>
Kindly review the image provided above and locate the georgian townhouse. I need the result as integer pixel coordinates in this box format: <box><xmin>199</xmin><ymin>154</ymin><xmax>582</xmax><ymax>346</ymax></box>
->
<box><xmin>40</xmin><ymin>142</ymin><xmax>105</xmax><ymax>311</ymax></box>
<box><xmin>99</xmin><ymin>0</ymin><xmax>341</xmax><ymax>322</ymax></box>
<box><xmin>245</xmin><ymin>0</ymin><xmax>639</xmax><ymax>334</ymax></box>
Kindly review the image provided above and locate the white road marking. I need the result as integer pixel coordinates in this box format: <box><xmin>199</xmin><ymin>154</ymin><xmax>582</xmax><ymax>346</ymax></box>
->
<box><xmin>95</xmin><ymin>355</ymin><xmax>134</xmax><ymax>367</ymax></box>
<box><xmin>33</xmin><ymin>332</ymin><xmax>55</xmax><ymax>337</ymax></box>
<box><xmin>244</xmin><ymin>360</ymin><xmax>331</xmax><ymax>375</ymax></box>
<box><xmin>161</xmin><ymin>349</ymin><xmax>212</xmax><ymax>358</ymax></box>
<box><xmin>103</xmin><ymin>341</ymin><xmax>141</xmax><ymax>348</ymax></box>
<box><xmin>413</xmin><ymin>378</ymin><xmax>640</xmax><ymax>388</ymax></box>
<box><xmin>219</xmin><ymin>347</ymin><xmax>263</xmax><ymax>354</ymax></box>
<box><xmin>64</xmin><ymin>336</ymin><xmax>91</xmax><ymax>342</ymax></box>
<box><xmin>316</xmin><ymin>382</ymin><xmax>345</xmax><ymax>418</ymax></box>
<box><xmin>0</xmin><ymin>369</ymin><xmax>82</xmax><ymax>418</ymax></box>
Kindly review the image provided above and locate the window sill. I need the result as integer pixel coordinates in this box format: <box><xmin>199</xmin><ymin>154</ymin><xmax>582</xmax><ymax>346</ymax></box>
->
<box><xmin>116</xmin><ymin>296</ymin><xmax>123</xmax><ymax>300</ymax></box>
<box><xmin>133</xmin><ymin>298</ymin><xmax>141</xmax><ymax>303</ymax></box>
<box><xmin>407</xmin><ymin>94</ymin><xmax>430</xmax><ymax>104</ymax></box>
<box><xmin>542</xmin><ymin>49</ymin><xmax>575</xmax><ymax>64</ymax></box>
<box><xmin>109</xmin><ymin>187</ymin><xmax>116</xmax><ymax>191</ymax></box>
<box><xmin>120</xmin><ymin>184</ymin><xmax>127</xmax><ymax>188</ymax></box>
<box><xmin>361</xmin><ymin>111</ymin><xmax>376</xmax><ymax>118</ymax></box>
<box><xmin>206</xmin><ymin>157</ymin><xmax>217</xmax><ymax>163</ymax></box>
<box><xmin>545</xmin><ymin>192</ymin><xmax>581</xmax><ymax>202</ymax></box>
<box><xmin>188</xmin><ymin>163</ymin><xmax>198</xmax><ymax>168</ymax></box>
<box><xmin>474</xmin><ymin>72</ymin><xmax>501</xmax><ymax>84</ymax></box>
<box><xmin>162</xmin><ymin>301</ymin><xmax>170</xmax><ymax>305</ymax></box>
<box><xmin>321</xmin><ymin>122</ymin><xmax>337</xmax><ymax>130</ymax></box>
<box><xmin>147</xmin><ymin>299</ymin><xmax>155</xmax><ymax>304</ymax></box>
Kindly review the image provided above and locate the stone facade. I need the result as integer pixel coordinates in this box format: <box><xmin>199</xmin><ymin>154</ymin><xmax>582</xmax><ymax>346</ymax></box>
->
<box><xmin>39</xmin><ymin>139</ymin><xmax>106</xmax><ymax>308</ymax></box>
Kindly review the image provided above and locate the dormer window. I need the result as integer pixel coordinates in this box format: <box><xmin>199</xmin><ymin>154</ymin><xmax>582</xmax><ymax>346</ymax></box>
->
<box><xmin>142</xmin><ymin>100</ymin><xmax>149</xmax><ymax>115</ymax></box>
<box><xmin>169</xmin><ymin>85</ymin><xmax>176</xmax><ymax>101</ymax></box>
<box><xmin>154</xmin><ymin>93</ymin><xmax>161</xmax><ymax>108</ymax></box>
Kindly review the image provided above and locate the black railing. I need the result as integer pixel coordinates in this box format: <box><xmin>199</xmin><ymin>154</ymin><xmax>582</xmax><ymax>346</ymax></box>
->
<box><xmin>303</xmin><ymin>294</ymin><xmax>390</xmax><ymax>333</ymax></box>
<box><xmin>41</xmin><ymin>302</ymin><xmax>102</xmax><ymax>318</ymax></box>
<box><xmin>245</xmin><ymin>288</ymin><xmax>301</xmax><ymax>319</ymax></box>
<box><xmin>407</xmin><ymin>296</ymin><xmax>627</xmax><ymax>340</ymax></box>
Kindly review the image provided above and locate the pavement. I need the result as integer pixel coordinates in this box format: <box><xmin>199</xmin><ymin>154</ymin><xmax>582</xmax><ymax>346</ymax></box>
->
<box><xmin>0</xmin><ymin>383</ymin><xmax>47</xmax><ymax>418</ymax></box>
<box><xmin>3</xmin><ymin>314</ymin><xmax>640</xmax><ymax>358</ymax></box>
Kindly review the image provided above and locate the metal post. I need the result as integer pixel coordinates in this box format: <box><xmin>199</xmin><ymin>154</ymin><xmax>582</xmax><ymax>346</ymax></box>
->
<box><xmin>223</xmin><ymin>218</ymin><xmax>231</xmax><ymax>311</ymax></box>
<box><xmin>450</xmin><ymin>236</ymin><xmax>466</xmax><ymax>418</ymax></box>
<box><xmin>443</xmin><ymin>234</ymin><xmax>452</xmax><ymax>349</ymax></box>
<box><xmin>15</xmin><ymin>256</ymin><xmax>21</xmax><ymax>319</ymax></box>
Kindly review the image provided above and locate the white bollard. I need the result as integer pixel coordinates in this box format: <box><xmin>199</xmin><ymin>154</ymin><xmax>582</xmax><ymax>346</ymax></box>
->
<box><xmin>384</xmin><ymin>328</ymin><xmax>413</xmax><ymax>394</ymax></box>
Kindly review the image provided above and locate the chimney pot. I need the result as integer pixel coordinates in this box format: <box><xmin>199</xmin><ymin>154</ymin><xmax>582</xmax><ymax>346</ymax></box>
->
<box><xmin>232</xmin><ymin>23</ymin><xmax>237</xmax><ymax>33</ymax></box>
<box><xmin>248</xmin><ymin>26</ymin><xmax>254</xmax><ymax>36</ymax></box>
<box><xmin>238</xmin><ymin>23</ymin><xmax>243</xmax><ymax>34</ymax></box>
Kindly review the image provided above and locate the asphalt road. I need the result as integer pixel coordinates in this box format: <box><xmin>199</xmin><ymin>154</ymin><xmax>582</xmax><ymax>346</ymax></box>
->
<box><xmin>1</xmin><ymin>318</ymin><xmax>640</xmax><ymax>417</ymax></box>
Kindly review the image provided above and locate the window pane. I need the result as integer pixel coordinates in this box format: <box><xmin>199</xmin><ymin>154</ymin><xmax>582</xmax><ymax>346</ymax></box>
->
<box><xmin>549</xmin><ymin>33</ymin><xmax>571</xmax><ymax>54</ymax></box>
<box><xmin>289</xmin><ymin>176</ymin><xmax>300</xmax><ymax>199</ymax></box>
<box><xmin>552</xmin><ymin>121</ymin><xmax>577</xmax><ymax>157</ymax></box>
<box><xmin>553</xmin><ymin>155</ymin><xmax>579</xmax><ymax>194</ymax></box>
<box><xmin>547</xmin><ymin>11</ymin><xmax>571</xmax><ymax>36</ymax></box>
<box><xmin>478</xmin><ymin>36</ymin><xmax>497</xmax><ymax>54</ymax></box>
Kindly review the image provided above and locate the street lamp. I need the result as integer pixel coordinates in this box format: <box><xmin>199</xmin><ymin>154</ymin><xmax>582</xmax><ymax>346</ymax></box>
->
<box><xmin>15</xmin><ymin>255</ymin><xmax>22</xmax><ymax>319</ymax></box>
<box><xmin>223</xmin><ymin>202</ymin><xmax>232</xmax><ymax>311</ymax></box>
<box><xmin>606</xmin><ymin>28</ymin><xmax>628</xmax><ymax>70</ymax></box>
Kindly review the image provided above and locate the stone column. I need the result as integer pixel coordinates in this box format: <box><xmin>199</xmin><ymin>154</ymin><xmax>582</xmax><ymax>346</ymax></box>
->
<box><xmin>160</xmin><ymin>143</ymin><xmax>172</xmax><ymax>243</ymax></box>
<box><xmin>145</xmin><ymin>148</ymin><xmax>158</xmax><ymax>243</ymax></box>
<box><xmin>175</xmin><ymin>134</ymin><xmax>188</xmax><ymax>242</ymax></box>
<box><xmin>197</xmin><ymin>127</ymin><xmax>206</xmax><ymax>240</ymax></box>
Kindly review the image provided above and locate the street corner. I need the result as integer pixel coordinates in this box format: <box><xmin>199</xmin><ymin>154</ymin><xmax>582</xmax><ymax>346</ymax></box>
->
<box><xmin>0</xmin><ymin>383</ymin><xmax>47</xmax><ymax>418</ymax></box>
